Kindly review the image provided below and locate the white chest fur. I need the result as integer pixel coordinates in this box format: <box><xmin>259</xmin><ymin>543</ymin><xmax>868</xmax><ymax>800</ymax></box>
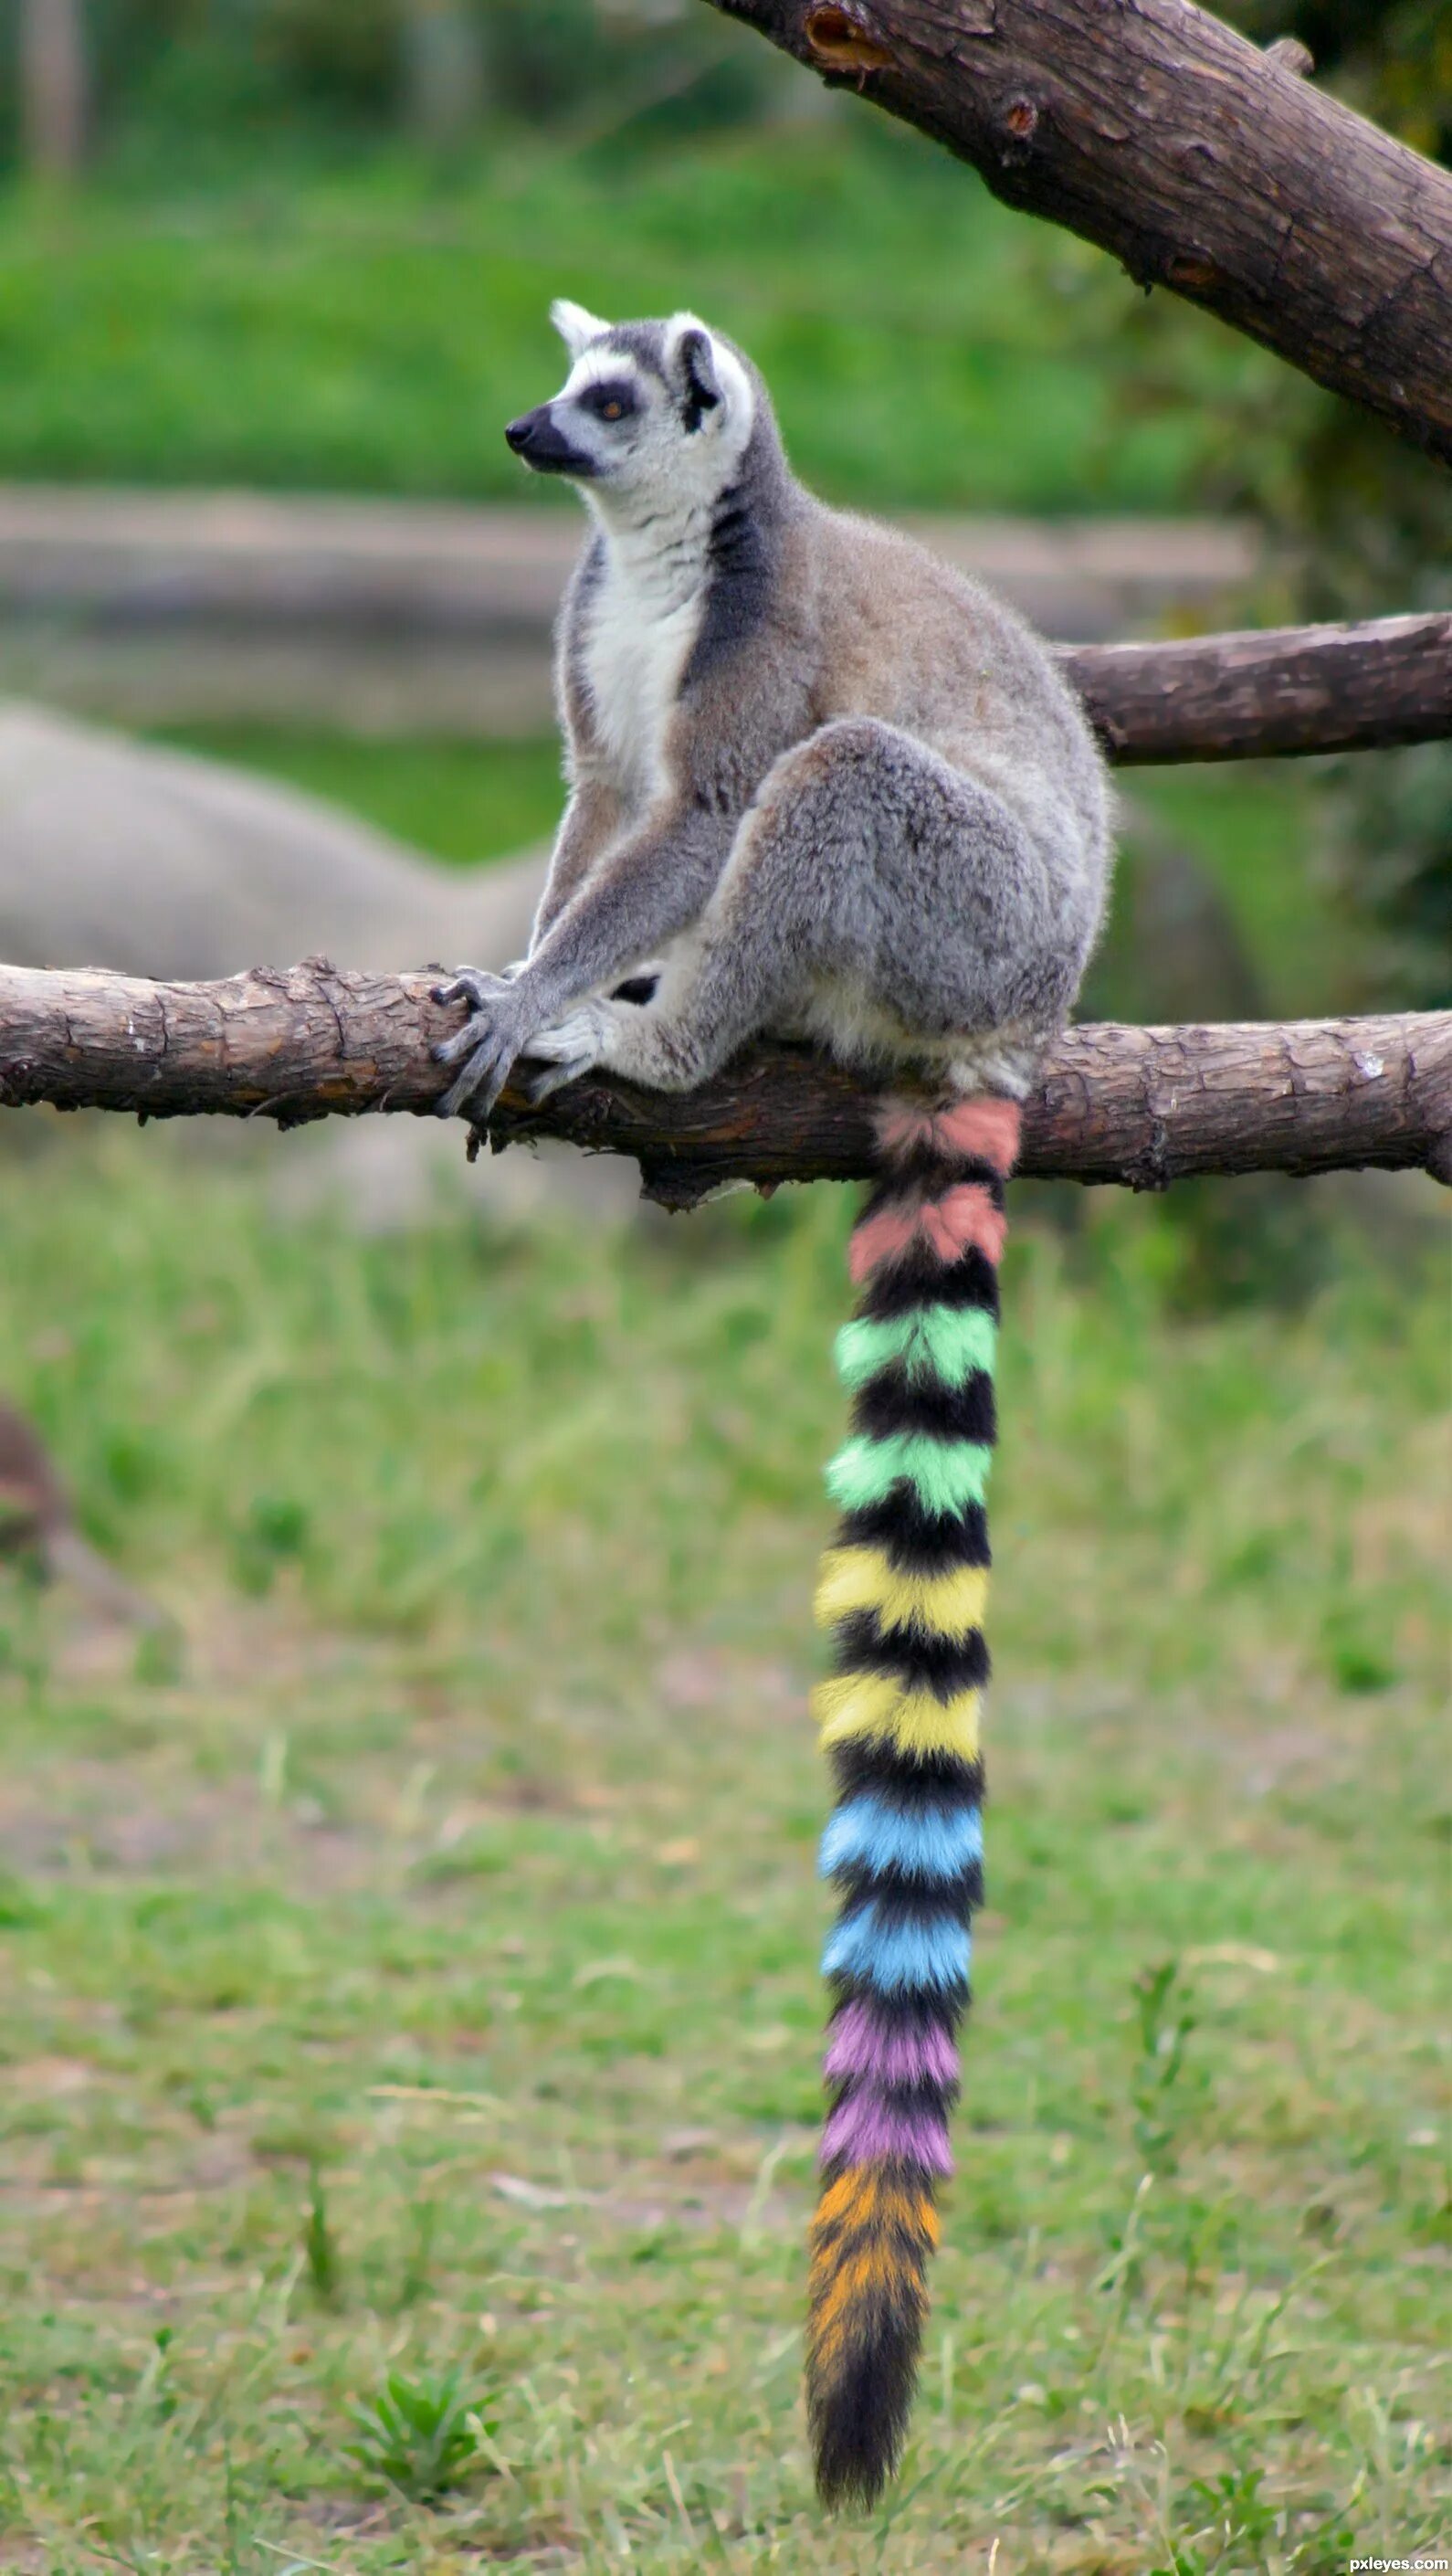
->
<box><xmin>582</xmin><ymin>517</ymin><xmax>709</xmax><ymax>804</ymax></box>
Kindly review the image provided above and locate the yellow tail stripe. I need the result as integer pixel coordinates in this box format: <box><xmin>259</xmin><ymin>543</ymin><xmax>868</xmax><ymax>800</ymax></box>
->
<box><xmin>811</xmin><ymin>1670</ymin><xmax>983</xmax><ymax>1761</ymax></box>
<box><xmin>815</xmin><ymin>1547</ymin><xmax>990</xmax><ymax>1642</ymax></box>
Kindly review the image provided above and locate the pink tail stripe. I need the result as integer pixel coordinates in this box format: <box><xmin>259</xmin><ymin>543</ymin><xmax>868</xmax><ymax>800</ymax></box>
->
<box><xmin>822</xmin><ymin>2088</ymin><xmax>953</xmax><ymax>2175</ymax></box>
<box><xmin>848</xmin><ymin>1181</ymin><xmax>1006</xmax><ymax>1284</ymax></box>
<box><xmin>825</xmin><ymin>2001</ymin><xmax>960</xmax><ymax>2090</ymax></box>
<box><xmin>874</xmin><ymin>1096</ymin><xmax>1023</xmax><ymax>1177</ymax></box>
<box><xmin>923</xmin><ymin>1185</ymin><xmax>1007</xmax><ymax>1267</ymax></box>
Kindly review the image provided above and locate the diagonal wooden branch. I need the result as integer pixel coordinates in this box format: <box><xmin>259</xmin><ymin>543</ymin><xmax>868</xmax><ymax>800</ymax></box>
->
<box><xmin>700</xmin><ymin>0</ymin><xmax>1452</xmax><ymax>466</ymax></box>
<box><xmin>1</xmin><ymin>961</ymin><xmax>1447</xmax><ymax>1199</ymax></box>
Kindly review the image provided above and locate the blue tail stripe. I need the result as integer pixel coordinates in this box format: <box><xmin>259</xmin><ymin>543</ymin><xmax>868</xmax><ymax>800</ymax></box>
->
<box><xmin>821</xmin><ymin>1902</ymin><xmax>971</xmax><ymax>1994</ymax></box>
<box><xmin>818</xmin><ymin>1797</ymin><xmax>984</xmax><ymax>1884</ymax></box>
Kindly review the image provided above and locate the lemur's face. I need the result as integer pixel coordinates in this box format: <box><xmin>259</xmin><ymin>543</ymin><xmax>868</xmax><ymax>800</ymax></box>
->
<box><xmin>504</xmin><ymin>301</ymin><xmax>754</xmax><ymax>511</ymax></box>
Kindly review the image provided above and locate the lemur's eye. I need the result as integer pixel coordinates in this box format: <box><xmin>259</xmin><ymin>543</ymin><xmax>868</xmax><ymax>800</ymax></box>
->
<box><xmin>581</xmin><ymin>379</ymin><xmax>636</xmax><ymax>424</ymax></box>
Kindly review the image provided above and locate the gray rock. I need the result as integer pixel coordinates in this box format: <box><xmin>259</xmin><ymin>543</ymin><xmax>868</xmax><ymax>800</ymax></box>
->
<box><xmin>0</xmin><ymin>699</ymin><xmax>637</xmax><ymax>1224</ymax></box>
<box><xmin>0</xmin><ymin>697</ymin><xmax>545</xmax><ymax>977</ymax></box>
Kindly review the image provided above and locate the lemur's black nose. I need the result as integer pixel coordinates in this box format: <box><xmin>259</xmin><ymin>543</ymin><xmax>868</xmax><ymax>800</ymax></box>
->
<box><xmin>503</xmin><ymin>404</ymin><xmax>589</xmax><ymax>480</ymax></box>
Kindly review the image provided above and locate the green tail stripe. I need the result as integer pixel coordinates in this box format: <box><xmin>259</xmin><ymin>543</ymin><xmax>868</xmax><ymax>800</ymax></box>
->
<box><xmin>835</xmin><ymin>1306</ymin><xmax>998</xmax><ymax>1394</ymax></box>
<box><xmin>826</xmin><ymin>1432</ymin><xmax>994</xmax><ymax>1517</ymax></box>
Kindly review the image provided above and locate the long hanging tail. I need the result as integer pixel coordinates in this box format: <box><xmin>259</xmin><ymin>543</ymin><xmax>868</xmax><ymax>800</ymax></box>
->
<box><xmin>805</xmin><ymin>1091</ymin><xmax>1021</xmax><ymax>2508</ymax></box>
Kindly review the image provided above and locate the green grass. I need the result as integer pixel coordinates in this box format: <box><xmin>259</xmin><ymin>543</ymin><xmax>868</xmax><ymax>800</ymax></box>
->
<box><xmin>0</xmin><ymin>122</ymin><xmax>1275</xmax><ymax>512</ymax></box>
<box><xmin>0</xmin><ymin>1129</ymin><xmax>1445</xmax><ymax>2571</ymax></box>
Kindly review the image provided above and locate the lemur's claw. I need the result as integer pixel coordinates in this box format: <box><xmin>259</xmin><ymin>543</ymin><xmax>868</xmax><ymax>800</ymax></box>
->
<box><xmin>432</xmin><ymin>967</ymin><xmax>511</xmax><ymax>1013</ymax></box>
<box><xmin>521</xmin><ymin>1056</ymin><xmax>594</xmax><ymax>1106</ymax></box>
<box><xmin>438</xmin><ymin>1032</ymin><xmax>520</xmax><ymax>1124</ymax></box>
<box><xmin>432</xmin><ymin>1017</ymin><xmax>490</xmax><ymax>1070</ymax></box>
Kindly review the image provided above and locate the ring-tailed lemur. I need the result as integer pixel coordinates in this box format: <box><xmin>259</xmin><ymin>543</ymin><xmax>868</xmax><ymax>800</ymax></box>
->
<box><xmin>434</xmin><ymin>302</ymin><xmax>1111</xmax><ymax>2507</ymax></box>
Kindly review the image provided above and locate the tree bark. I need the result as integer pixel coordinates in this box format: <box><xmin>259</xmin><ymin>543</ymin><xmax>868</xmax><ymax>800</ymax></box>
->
<box><xmin>1</xmin><ymin>960</ymin><xmax>1447</xmax><ymax>1199</ymax></box>
<box><xmin>1063</xmin><ymin>614</ymin><xmax>1452</xmax><ymax>765</ymax></box>
<box><xmin>700</xmin><ymin>0</ymin><xmax>1452</xmax><ymax>466</ymax></box>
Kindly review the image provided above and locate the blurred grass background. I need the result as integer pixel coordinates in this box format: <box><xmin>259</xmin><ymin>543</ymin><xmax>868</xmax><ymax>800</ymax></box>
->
<box><xmin>1</xmin><ymin>1149</ymin><xmax>1446</xmax><ymax>2571</ymax></box>
<box><xmin>0</xmin><ymin>4</ymin><xmax>1448</xmax><ymax>2569</ymax></box>
<box><xmin>0</xmin><ymin>129</ymin><xmax>1250</xmax><ymax>510</ymax></box>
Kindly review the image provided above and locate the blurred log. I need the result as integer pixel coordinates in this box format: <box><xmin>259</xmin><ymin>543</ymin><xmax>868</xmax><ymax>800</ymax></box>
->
<box><xmin>0</xmin><ymin>483</ymin><xmax>1445</xmax><ymax>759</ymax></box>
<box><xmin>400</xmin><ymin>0</ymin><xmax>484</xmax><ymax>143</ymax></box>
<box><xmin>0</xmin><ymin>959</ymin><xmax>1447</xmax><ymax>1198</ymax></box>
<box><xmin>1063</xmin><ymin>614</ymin><xmax>1452</xmax><ymax>765</ymax></box>
<box><xmin>19</xmin><ymin>0</ymin><xmax>87</xmax><ymax>180</ymax></box>
<box><xmin>702</xmin><ymin>0</ymin><xmax>1452</xmax><ymax>465</ymax></box>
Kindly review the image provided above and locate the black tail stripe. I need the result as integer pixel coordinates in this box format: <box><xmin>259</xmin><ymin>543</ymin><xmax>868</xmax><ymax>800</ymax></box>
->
<box><xmin>830</xmin><ymin>1610</ymin><xmax>990</xmax><ymax>1694</ymax></box>
<box><xmin>828</xmin><ymin>1859</ymin><xmax>985</xmax><ymax>1912</ymax></box>
<box><xmin>856</xmin><ymin>1161</ymin><xmax>1005</xmax><ymax>1219</ymax></box>
<box><xmin>852</xmin><ymin>1367</ymin><xmax>997</xmax><ymax>1444</ymax></box>
<box><xmin>836</xmin><ymin>1498</ymin><xmax>992</xmax><ymax>1569</ymax></box>
<box><xmin>857</xmin><ymin>1245</ymin><xmax>1001</xmax><ymax>1323</ymax></box>
<box><xmin>827</xmin><ymin>1744</ymin><xmax>985</xmax><ymax>1806</ymax></box>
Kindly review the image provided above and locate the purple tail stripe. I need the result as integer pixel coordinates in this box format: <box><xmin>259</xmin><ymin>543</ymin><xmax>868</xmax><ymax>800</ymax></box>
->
<box><xmin>821</xmin><ymin>2086</ymin><xmax>953</xmax><ymax>2175</ymax></box>
<box><xmin>825</xmin><ymin>2000</ymin><xmax>960</xmax><ymax>2091</ymax></box>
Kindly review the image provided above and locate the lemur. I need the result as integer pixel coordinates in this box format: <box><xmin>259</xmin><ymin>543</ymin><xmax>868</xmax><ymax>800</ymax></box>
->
<box><xmin>433</xmin><ymin>303</ymin><xmax>1112</xmax><ymax>2507</ymax></box>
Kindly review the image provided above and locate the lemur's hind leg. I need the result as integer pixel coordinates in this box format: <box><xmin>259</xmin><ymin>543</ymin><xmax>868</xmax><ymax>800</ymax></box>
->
<box><xmin>525</xmin><ymin>717</ymin><xmax>1078</xmax><ymax>1099</ymax></box>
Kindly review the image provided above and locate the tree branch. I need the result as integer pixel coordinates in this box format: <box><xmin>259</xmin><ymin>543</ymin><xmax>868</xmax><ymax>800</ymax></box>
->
<box><xmin>701</xmin><ymin>0</ymin><xmax>1452</xmax><ymax>466</ymax></box>
<box><xmin>1</xmin><ymin>961</ymin><xmax>1447</xmax><ymax>1198</ymax></box>
<box><xmin>1064</xmin><ymin>614</ymin><xmax>1452</xmax><ymax>765</ymax></box>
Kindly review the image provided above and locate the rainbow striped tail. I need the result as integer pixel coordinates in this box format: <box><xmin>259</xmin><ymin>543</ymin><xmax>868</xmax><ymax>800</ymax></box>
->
<box><xmin>805</xmin><ymin>1093</ymin><xmax>1021</xmax><ymax>2508</ymax></box>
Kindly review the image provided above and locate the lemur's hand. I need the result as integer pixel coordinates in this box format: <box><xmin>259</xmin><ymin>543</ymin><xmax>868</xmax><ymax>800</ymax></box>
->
<box><xmin>431</xmin><ymin>968</ymin><xmax>532</xmax><ymax>1122</ymax></box>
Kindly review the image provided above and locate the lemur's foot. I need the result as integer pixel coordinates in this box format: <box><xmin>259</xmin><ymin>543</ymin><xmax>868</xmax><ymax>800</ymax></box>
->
<box><xmin>521</xmin><ymin>1055</ymin><xmax>596</xmax><ymax>1106</ymax></box>
<box><xmin>521</xmin><ymin>1000</ymin><xmax>612</xmax><ymax>1103</ymax></box>
<box><xmin>431</xmin><ymin>969</ymin><xmax>527</xmax><ymax>1122</ymax></box>
<box><xmin>522</xmin><ymin>968</ymin><xmax>664</xmax><ymax>1102</ymax></box>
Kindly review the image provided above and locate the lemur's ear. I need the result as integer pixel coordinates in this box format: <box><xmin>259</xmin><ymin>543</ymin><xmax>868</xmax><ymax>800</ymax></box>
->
<box><xmin>550</xmin><ymin>299</ymin><xmax>608</xmax><ymax>360</ymax></box>
<box><xmin>671</xmin><ymin>320</ymin><xmax>723</xmax><ymax>432</ymax></box>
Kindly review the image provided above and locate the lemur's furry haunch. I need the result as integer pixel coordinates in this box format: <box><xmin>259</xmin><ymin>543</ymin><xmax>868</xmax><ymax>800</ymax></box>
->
<box><xmin>437</xmin><ymin>301</ymin><xmax>1111</xmax><ymax>2506</ymax></box>
<box><xmin>809</xmin><ymin>1093</ymin><xmax>1016</xmax><ymax>2505</ymax></box>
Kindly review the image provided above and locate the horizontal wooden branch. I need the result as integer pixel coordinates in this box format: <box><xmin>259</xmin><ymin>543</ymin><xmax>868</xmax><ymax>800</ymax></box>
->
<box><xmin>1063</xmin><ymin>613</ymin><xmax>1452</xmax><ymax>764</ymax></box>
<box><xmin>2</xmin><ymin>961</ymin><xmax>1447</xmax><ymax>1197</ymax></box>
<box><xmin>703</xmin><ymin>0</ymin><xmax>1452</xmax><ymax>466</ymax></box>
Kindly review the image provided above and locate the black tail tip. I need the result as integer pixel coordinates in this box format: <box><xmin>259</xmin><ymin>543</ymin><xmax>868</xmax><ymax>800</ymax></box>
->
<box><xmin>814</xmin><ymin>2441</ymin><xmax>900</xmax><ymax>2513</ymax></box>
<box><xmin>809</xmin><ymin>2348</ymin><xmax>915</xmax><ymax>2512</ymax></box>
